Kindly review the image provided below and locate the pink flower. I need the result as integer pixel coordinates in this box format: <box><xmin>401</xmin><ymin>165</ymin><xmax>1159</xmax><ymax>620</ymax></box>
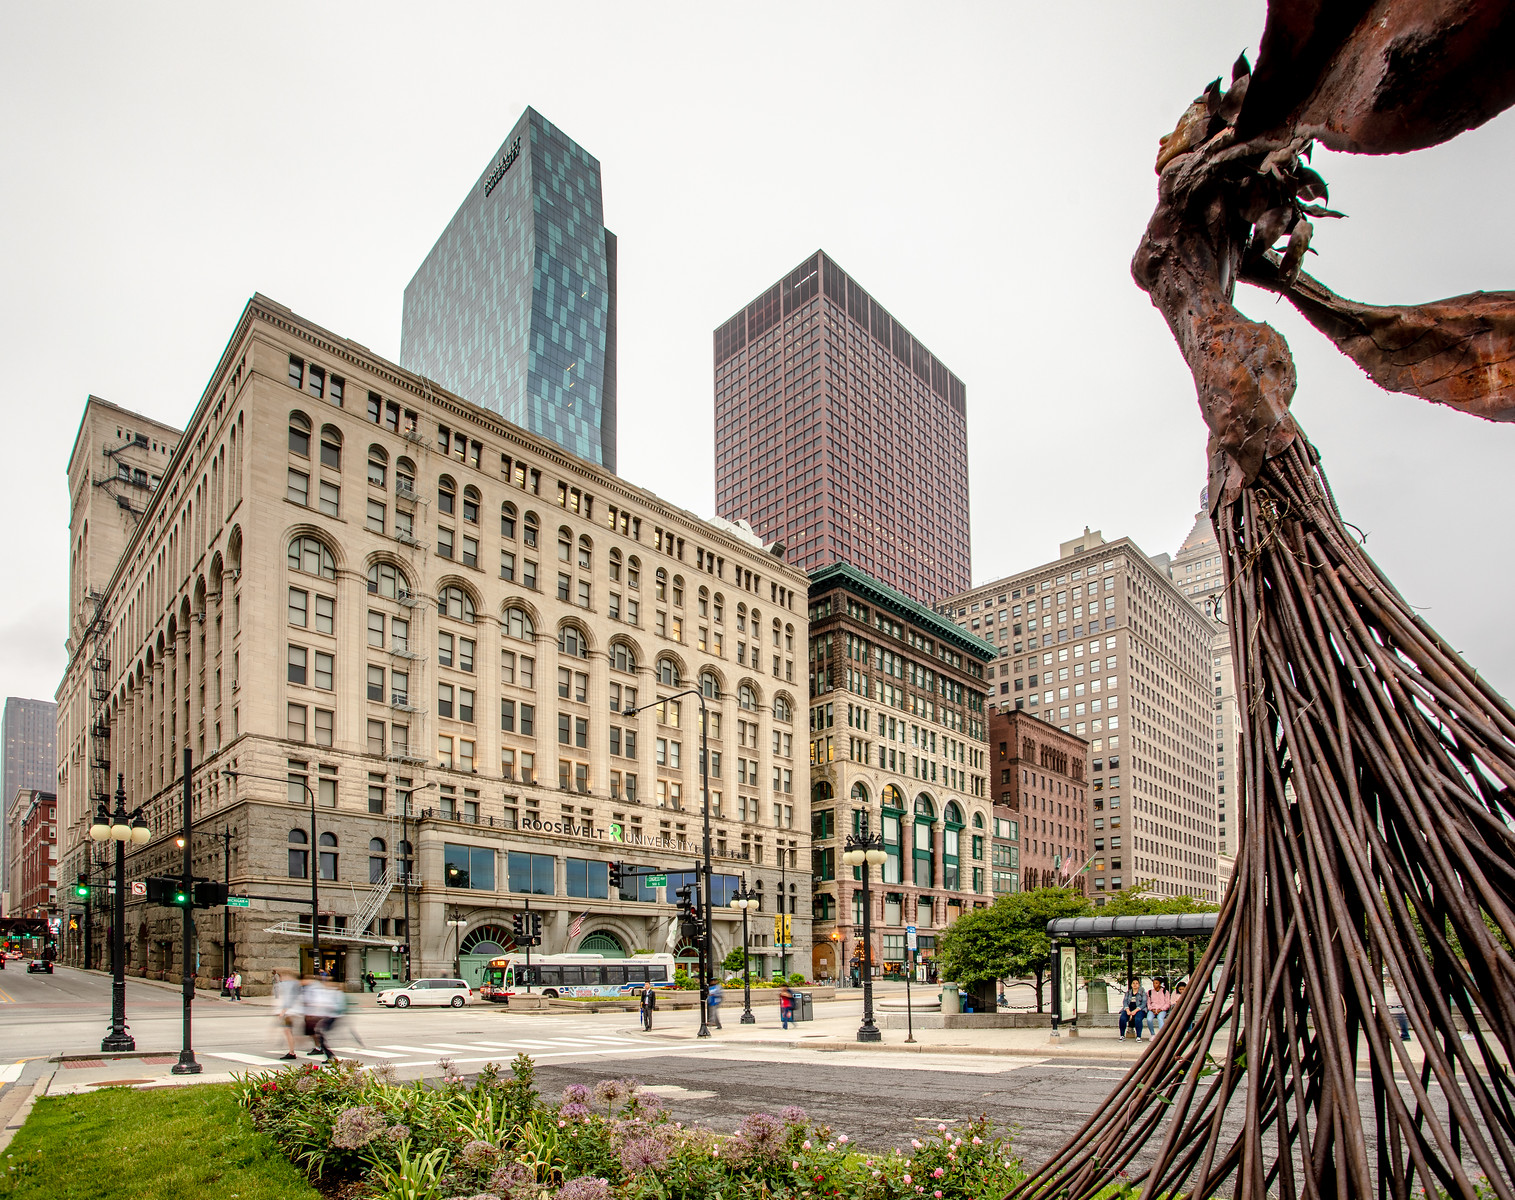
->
<box><xmin>972</xmin><ymin>1136</ymin><xmax>982</xmax><ymax>1145</ymax></box>
<box><xmin>838</xmin><ymin>1134</ymin><xmax>849</xmax><ymax>1144</ymax></box>
<box><xmin>791</xmin><ymin>1160</ymin><xmax>800</xmax><ymax>1169</ymax></box>
<box><xmin>937</xmin><ymin>1123</ymin><xmax>947</xmax><ymax>1132</ymax></box>
<box><xmin>933</xmin><ymin>1167</ymin><xmax>946</xmax><ymax>1178</ymax></box>
<box><xmin>802</xmin><ymin>1140</ymin><xmax>812</xmax><ymax>1150</ymax></box>
<box><xmin>935</xmin><ymin>1192</ymin><xmax>944</xmax><ymax>1198</ymax></box>
<box><xmin>911</xmin><ymin>1139</ymin><xmax>923</xmax><ymax>1149</ymax></box>
<box><xmin>903</xmin><ymin>1175</ymin><xmax>913</xmax><ymax>1185</ymax></box>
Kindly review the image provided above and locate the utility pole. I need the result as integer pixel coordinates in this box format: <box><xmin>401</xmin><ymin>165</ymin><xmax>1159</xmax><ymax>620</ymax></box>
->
<box><xmin>171</xmin><ymin>749</ymin><xmax>201</xmax><ymax>1075</ymax></box>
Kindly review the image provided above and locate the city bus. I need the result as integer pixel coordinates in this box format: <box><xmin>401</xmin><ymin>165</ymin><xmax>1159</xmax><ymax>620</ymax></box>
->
<box><xmin>478</xmin><ymin>952</ymin><xmax>678</xmax><ymax>1001</ymax></box>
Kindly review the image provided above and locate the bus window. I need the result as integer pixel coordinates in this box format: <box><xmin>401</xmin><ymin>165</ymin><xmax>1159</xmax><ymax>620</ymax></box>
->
<box><xmin>627</xmin><ymin>965</ymin><xmax>648</xmax><ymax>983</ymax></box>
<box><xmin>606</xmin><ymin>965</ymin><xmax>627</xmax><ymax>985</ymax></box>
<box><xmin>649</xmin><ymin>966</ymin><xmax>669</xmax><ymax>982</ymax></box>
<box><xmin>538</xmin><ymin>966</ymin><xmax>561</xmax><ymax>985</ymax></box>
<box><xmin>559</xmin><ymin>967</ymin><xmax>584</xmax><ymax>986</ymax></box>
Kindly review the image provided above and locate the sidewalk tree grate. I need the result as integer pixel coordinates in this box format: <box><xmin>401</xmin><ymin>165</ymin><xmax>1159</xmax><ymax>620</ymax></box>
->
<box><xmin>63</xmin><ymin>1060</ymin><xmax>104</xmax><ymax>1069</ymax></box>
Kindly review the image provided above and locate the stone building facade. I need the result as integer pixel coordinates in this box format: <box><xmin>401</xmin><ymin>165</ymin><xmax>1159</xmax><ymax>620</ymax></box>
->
<box><xmin>943</xmin><ymin>529</ymin><xmax>1222</xmax><ymax>904</ymax></box>
<box><xmin>55</xmin><ymin>295</ymin><xmax>810</xmax><ymax>990</ymax></box>
<box><xmin>989</xmin><ymin>708</ymin><xmax>1089</xmax><ymax>891</ymax></box>
<box><xmin>806</xmin><ymin>563</ymin><xmax>995</xmax><ymax>982</ymax></box>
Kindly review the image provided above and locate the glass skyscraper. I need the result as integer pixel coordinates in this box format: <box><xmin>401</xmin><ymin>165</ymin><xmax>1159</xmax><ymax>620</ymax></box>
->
<box><xmin>401</xmin><ymin>107</ymin><xmax>618</xmax><ymax>470</ymax></box>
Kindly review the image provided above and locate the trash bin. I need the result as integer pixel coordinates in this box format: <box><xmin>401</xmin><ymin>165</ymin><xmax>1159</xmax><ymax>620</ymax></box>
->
<box><xmin>941</xmin><ymin>982</ymin><xmax>961</xmax><ymax>1014</ymax></box>
<box><xmin>794</xmin><ymin>992</ymin><xmax>814</xmax><ymax>1022</ymax></box>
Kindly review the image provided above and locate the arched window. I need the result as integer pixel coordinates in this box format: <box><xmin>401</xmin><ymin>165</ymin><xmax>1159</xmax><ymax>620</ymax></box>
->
<box><xmin>288</xmin><ymin>829</ymin><xmax>308</xmax><ymax>879</ymax></box>
<box><xmin>915</xmin><ymin>794</ymin><xmax>936</xmax><ymax>819</ymax></box>
<box><xmin>319</xmin><ymin>425</ymin><xmax>341</xmax><ymax>469</ymax></box>
<box><xmin>736</xmin><ymin>603</ymin><xmax>747</xmax><ymax>632</ymax></box>
<box><xmin>655</xmin><ymin>568</ymin><xmax>667</xmax><ymax>601</ymax></box>
<box><xmin>319</xmin><ymin>832</ymin><xmax>338</xmax><ymax>846</ymax></box>
<box><xmin>501</xmin><ymin>502</ymin><xmax>518</xmax><ymax>539</ymax></box>
<box><xmin>438</xmin><ymin>585</ymin><xmax>475</xmax><ymax>622</ymax></box>
<box><xmin>609</xmin><ymin>548</ymin><xmax>622</xmax><ymax>581</ymax></box>
<box><xmin>558</xmin><ymin>527</ymin><xmax>572</xmax><ymax>562</ymax></box>
<box><xmin>504</xmin><ymin>606</ymin><xmax>535</xmax><ymax>642</ymax></box>
<box><xmin>882</xmin><ymin>785</ymin><xmax>905</xmax><ymax>810</ymax></box>
<box><xmin>368</xmin><ymin>838</ymin><xmax>387</xmax><ymax>884</ymax></box>
<box><xmin>438</xmin><ymin>475</ymin><xmax>455</xmax><ymax>515</ymax></box>
<box><xmin>773</xmin><ymin>695</ymin><xmax>792</xmax><ymax>722</ymax></box>
<box><xmin>699</xmin><ymin>670</ymin><xmax>719</xmax><ymax>699</ymax></box>
<box><xmin>289</xmin><ymin>536</ymin><xmax>335</xmax><ymax>580</ymax></box>
<box><xmin>972</xmin><ymin>812</ymin><xmax>985</xmax><ymax>829</ymax></box>
<box><xmin>462</xmin><ymin>486</ymin><xmax>479</xmax><ymax>524</ymax></box>
<box><xmin>523</xmin><ymin>512</ymin><xmax>539</xmax><ymax>548</ymax></box>
<box><xmin>737</xmin><ymin>683</ymin><xmax>757</xmax><ymax>711</ymax></box>
<box><xmin>945</xmin><ymin>801</ymin><xmax>964</xmax><ymax>825</ymax></box>
<box><xmin>850</xmin><ymin>781</ymin><xmax>870</xmax><ymax>803</ymax></box>
<box><xmin>318</xmin><ymin>832</ymin><xmax>338</xmax><ymax>881</ymax></box>
<box><xmin>627</xmin><ymin>556</ymin><xmax>640</xmax><ymax>589</ymax></box>
<box><xmin>698</xmin><ymin>586</ymin><xmax>709</xmax><ymax>617</ymax></box>
<box><xmin>657</xmin><ymin>657</ymin><xmax>679</xmax><ymax>687</ymax></box>
<box><xmin>610</xmin><ymin>642</ymin><xmax>636</xmax><ymax>673</ymax></box>
<box><xmin>559</xmin><ymin>626</ymin><xmax>588</xmax><ymax>658</ymax></box>
<box><xmin>772</xmin><ymin>618</ymin><xmax>781</xmax><ymax>647</ymax></box>
<box><xmin>367</xmin><ymin>561</ymin><xmax>407</xmax><ymax>598</ymax></box>
<box><xmin>784</xmin><ymin>623</ymin><xmax>795</xmax><ymax>652</ymax></box>
<box><xmin>367</xmin><ymin>445</ymin><xmax>387</xmax><ymax>487</ymax></box>
<box><xmin>396</xmin><ymin>457</ymin><xmax>416</xmax><ymax>496</ymax></box>
<box><xmin>813</xmin><ymin>780</ymin><xmax>836</xmax><ymax>804</ymax></box>
<box><xmin>578</xmin><ymin>536</ymin><xmax>592</xmax><ymax>570</ymax></box>
<box><xmin>943</xmin><ymin>804</ymin><xmax>962</xmax><ymax>889</ymax></box>
<box><xmin>713</xmin><ymin>593</ymin><xmax>724</xmax><ymax>623</ymax></box>
<box><xmin>672</xmin><ymin>575</ymin><xmax>684</xmax><ymax>607</ymax></box>
<box><xmin>288</xmin><ymin>412</ymin><xmax>311</xmax><ymax>457</ymax></box>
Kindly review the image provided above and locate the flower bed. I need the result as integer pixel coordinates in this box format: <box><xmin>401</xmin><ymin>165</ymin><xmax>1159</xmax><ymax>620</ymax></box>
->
<box><xmin>234</xmin><ymin>1055</ymin><xmax>1026</xmax><ymax>1200</ymax></box>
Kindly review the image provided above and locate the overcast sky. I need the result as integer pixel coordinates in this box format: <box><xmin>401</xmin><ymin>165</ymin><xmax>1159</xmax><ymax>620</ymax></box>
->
<box><xmin>4</xmin><ymin>1</ymin><xmax>1513</xmax><ymax>706</ymax></box>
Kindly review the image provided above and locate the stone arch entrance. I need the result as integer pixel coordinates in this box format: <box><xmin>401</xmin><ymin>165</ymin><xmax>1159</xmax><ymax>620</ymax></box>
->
<box><xmin>578</xmin><ymin>930</ymin><xmax>626</xmax><ymax>958</ymax></box>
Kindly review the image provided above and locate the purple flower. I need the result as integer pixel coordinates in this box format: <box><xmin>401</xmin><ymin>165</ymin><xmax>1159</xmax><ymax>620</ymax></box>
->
<box><xmin>560</xmin><ymin>1103</ymin><xmax>590</xmax><ymax>1122</ymax></box>
<box><xmin>330</xmin><ymin>1106</ymin><xmax>386</xmax><ymax>1150</ymax></box>
<box><xmin>630</xmin><ymin>1090</ymin><xmax>666</xmax><ymax>1116</ymax></box>
<box><xmin>554</xmin><ymin>1179</ymin><xmax>613</xmax><ymax>1200</ymax></box>
<box><xmin>458</xmin><ymin>1140</ymin><xmax>499</xmax><ymax>1169</ymax></box>
<box><xmin>781</xmin><ymin>1105</ymin><xmax>808</xmax><ymax>1125</ymax></box>
<box><xmin>561</xmin><ymin>1084</ymin><xmax>592</xmax><ymax>1106</ymax></box>
<box><xmin>619</xmin><ymin>1136</ymin><xmax>671</xmax><ymax>1174</ymax></box>
<box><xmin>735</xmin><ymin>1111</ymin><xmax>787</xmax><ymax>1159</ymax></box>
<box><xmin>486</xmin><ymin>1161</ymin><xmax>536</xmax><ymax>1200</ymax></box>
<box><xmin>386</xmin><ymin>1124</ymin><xmax>412</xmax><ymax>1141</ymax></box>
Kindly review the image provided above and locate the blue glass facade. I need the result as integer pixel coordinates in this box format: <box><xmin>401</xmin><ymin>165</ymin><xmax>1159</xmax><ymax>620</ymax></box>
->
<box><xmin>401</xmin><ymin>108</ymin><xmax>617</xmax><ymax>470</ymax></box>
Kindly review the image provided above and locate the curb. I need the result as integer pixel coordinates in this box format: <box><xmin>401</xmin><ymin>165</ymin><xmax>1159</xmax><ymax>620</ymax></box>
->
<box><xmin>73</xmin><ymin>966</ymin><xmax>230</xmax><ymax>1004</ymax></box>
<box><xmin>0</xmin><ymin>1068</ymin><xmax>56</xmax><ymax>1154</ymax></box>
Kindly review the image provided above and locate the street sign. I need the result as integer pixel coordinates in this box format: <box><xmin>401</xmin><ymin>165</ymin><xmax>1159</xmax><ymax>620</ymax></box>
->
<box><xmin>645</xmin><ymin>874</ymin><xmax>667</xmax><ymax>887</ymax></box>
<box><xmin>130</xmin><ymin>881</ymin><xmax>146</xmax><ymax>897</ymax></box>
<box><xmin>906</xmin><ymin>923</ymin><xmax>918</xmax><ymax>951</ymax></box>
<box><xmin>225</xmin><ymin>896</ymin><xmax>250</xmax><ymax>908</ymax></box>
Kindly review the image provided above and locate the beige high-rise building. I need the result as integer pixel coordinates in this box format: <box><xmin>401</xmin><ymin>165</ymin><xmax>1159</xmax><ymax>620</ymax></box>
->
<box><xmin>55</xmin><ymin>294</ymin><xmax>810</xmax><ymax>990</ymax></box>
<box><xmin>942</xmin><ymin>529</ymin><xmax>1221</xmax><ymax>904</ymax></box>
<box><xmin>1170</xmin><ymin>499</ymin><xmax>1239</xmax><ymax>892</ymax></box>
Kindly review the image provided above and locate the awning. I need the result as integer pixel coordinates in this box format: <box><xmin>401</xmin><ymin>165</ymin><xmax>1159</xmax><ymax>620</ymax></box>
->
<box><xmin>1045</xmin><ymin>913</ymin><xmax>1219</xmax><ymax>939</ymax></box>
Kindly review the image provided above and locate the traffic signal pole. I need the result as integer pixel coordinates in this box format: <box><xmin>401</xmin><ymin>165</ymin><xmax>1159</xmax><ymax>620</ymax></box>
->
<box><xmin>171</xmin><ymin>749</ymin><xmax>201</xmax><ymax>1075</ymax></box>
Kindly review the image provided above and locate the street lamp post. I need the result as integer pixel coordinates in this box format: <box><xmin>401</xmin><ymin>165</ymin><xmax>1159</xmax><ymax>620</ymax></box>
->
<box><xmin>626</xmin><ymin>686</ymin><xmax>714</xmax><ymax>1039</ymax></box>
<box><xmin>730</xmin><ymin>877</ymin><xmax>758</xmax><ymax>1024</ymax></box>
<box><xmin>842</xmin><ymin>813</ymin><xmax>887</xmax><ymax>1043</ymax></box>
<box><xmin>89</xmin><ymin>774</ymin><xmax>151</xmax><ymax>1052</ymax></box>
<box><xmin>225</xmin><ymin>768</ymin><xmax>319</xmax><ymax>972</ymax></box>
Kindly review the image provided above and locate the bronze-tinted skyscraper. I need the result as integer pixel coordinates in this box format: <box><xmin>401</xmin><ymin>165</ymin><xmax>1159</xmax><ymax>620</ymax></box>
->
<box><xmin>712</xmin><ymin>252</ymin><xmax>970</xmax><ymax>605</ymax></box>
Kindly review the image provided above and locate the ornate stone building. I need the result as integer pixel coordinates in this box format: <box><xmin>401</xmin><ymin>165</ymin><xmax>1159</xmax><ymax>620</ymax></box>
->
<box><xmin>806</xmin><ymin>563</ymin><xmax>995</xmax><ymax>983</ymax></box>
<box><xmin>55</xmin><ymin>295</ymin><xmax>810</xmax><ymax>990</ymax></box>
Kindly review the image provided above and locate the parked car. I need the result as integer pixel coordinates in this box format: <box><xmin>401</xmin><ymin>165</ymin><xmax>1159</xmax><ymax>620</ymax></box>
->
<box><xmin>376</xmin><ymin>978</ymin><xmax>472</xmax><ymax>1008</ymax></box>
<box><xmin>27</xmin><ymin>959</ymin><xmax>53</xmax><ymax>974</ymax></box>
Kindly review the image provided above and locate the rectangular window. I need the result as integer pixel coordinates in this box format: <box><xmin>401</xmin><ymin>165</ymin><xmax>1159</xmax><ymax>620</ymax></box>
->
<box><xmin>287</xmin><ymin>645</ymin><xmax>307</xmax><ymax>685</ymax></box>
<box><xmin>318</xmin><ymin>766</ymin><xmax>337</xmax><ymax>808</ymax></box>
<box><xmin>458</xmin><ymin>689</ymin><xmax>474</xmax><ymax>723</ymax></box>
<box><xmin>438</xmin><ymin>632</ymin><xmax>453</xmax><ymax>667</ymax></box>
<box><xmin>314</xmin><ymin>652</ymin><xmax>333</xmax><ymax>691</ymax></box>
<box><xmin>313</xmin><ymin>708</ymin><xmax>333</xmax><ymax>746</ymax></box>
<box><xmin>566</xmin><ymin>858</ymin><xmax>609</xmax><ymax>899</ymax></box>
<box><xmin>500</xmin><ymin>551</ymin><xmax>516</xmax><ymax>582</ymax></box>
<box><xmin>287</xmin><ymin>469</ymin><xmax>309</xmax><ymax>506</ymax></box>
<box><xmin>507</xmin><ymin>851</ymin><xmax>554</xmax><ymax>895</ymax></box>
<box><xmin>313</xmin><ymin>594</ymin><xmax>334</xmax><ymax>635</ymax></box>
<box><xmin>318</xmin><ymin>480</ymin><xmax>340</xmax><ymax>517</ymax></box>
<box><xmin>288</xmin><ymin>588</ymin><xmax>308</xmax><ymax>627</ymax></box>
<box><xmin>439</xmin><ymin>684</ymin><xmax>454</xmax><ymax>718</ymax></box>
<box><xmin>287</xmin><ymin>702</ymin><xmax>307</xmax><ymax>742</ymax></box>
<box><xmin>444</xmin><ymin>843</ymin><xmax>496</xmax><ymax>890</ymax></box>
<box><xmin>462</xmin><ymin>535</ymin><xmax>479</xmax><ymax>568</ymax></box>
<box><xmin>366</xmin><ymin>499</ymin><xmax>385</xmax><ymax>533</ymax></box>
<box><xmin>438</xmin><ymin>528</ymin><xmax>454</xmax><ymax>559</ymax></box>
<box><xmin>367</xmin><ymin>719</ymin><xmax>385</xmax><ymax>755</ymax></box>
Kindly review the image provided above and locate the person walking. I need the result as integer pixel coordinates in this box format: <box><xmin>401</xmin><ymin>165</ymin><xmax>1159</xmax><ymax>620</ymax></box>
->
<box><xmin>273</xmin><ymin>969</ymin><xmax>303</xmax><ymax>1060</ymax></box>
<box><xmin>305</xmin><ymin>977</ymin><xmax>345</xmax><ymax>1060</ymax></box>
<box><xmin>1119</xmin><ymin>979</ymin><xmax>1150</xmax><ymax>1041</ymax></box>
<box><xmin>229</xmin><ymin>970</ymin><xmax>242</xmax><ymax>1001</ymax></box>
<box><xmin>778</xmin><ymin>983</ymin><xmax>795</xmax><ymax>1031</ymax></box>
<box><xmin>707</xmin><ymin>979</ymin><xmax>723</xmax><ymax>1030</ymax></box>
<box><xmin>639</xmin><ymin>980</ymin><xmax>656</xmax><ymax>1032</ymax></box>
<box><xmin>1147</xmin><ymin>978</ymin><xmax>1172</xmax><ymax>1032</ymax></box>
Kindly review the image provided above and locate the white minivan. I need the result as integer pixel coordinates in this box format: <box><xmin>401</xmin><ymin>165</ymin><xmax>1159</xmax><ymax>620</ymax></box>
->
<box><xmin>377</xmin><ymin>977</ymin><xmax>473</xmax><ymax>1008</ymax></box>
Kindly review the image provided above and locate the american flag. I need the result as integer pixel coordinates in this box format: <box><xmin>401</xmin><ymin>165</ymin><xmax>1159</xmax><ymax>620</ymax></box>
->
<box><xmin>568</xmin><ymin>911</ymin><xmax>588</xmax><ymax>939</ymax></box>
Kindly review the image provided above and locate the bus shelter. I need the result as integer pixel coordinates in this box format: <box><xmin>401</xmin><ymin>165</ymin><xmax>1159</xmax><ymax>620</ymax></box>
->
<box><xmin>1045</xmin><ymin>912</ymin><xmax>1219</xmax><ymax>1032</ymax></box>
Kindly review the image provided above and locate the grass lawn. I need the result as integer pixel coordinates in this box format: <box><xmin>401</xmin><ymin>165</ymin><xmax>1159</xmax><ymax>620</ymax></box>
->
<box><xmin>0</xmin><ymin>1083</ymin><xmax>320</xmax><ymax>1200</ymax></box>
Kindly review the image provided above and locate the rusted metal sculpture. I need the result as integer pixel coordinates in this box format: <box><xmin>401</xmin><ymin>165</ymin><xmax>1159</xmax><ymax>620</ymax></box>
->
<box><xmin>1013</xmin><ymin>4</ymin><xmax>1515</xmax><ymax>1199</ymax></box>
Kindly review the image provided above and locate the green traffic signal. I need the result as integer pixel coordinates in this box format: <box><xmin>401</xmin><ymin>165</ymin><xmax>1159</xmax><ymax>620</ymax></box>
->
<box><xmin>74</xmin><ymin>883</ymin><xmax>89</xmax><ymax>899</ymax></box>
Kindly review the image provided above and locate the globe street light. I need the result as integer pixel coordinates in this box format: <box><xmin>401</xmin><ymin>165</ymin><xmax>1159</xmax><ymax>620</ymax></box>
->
<box><xmin>730</xmin><ymin>878</ymin><xmax>759</xmax><ymax>1024</ymax></box>
<box><xmin>842</xmin><ymin>814</ymin><xmax>887</xmax><ymax>1043</ymax></box>
<box><xmin>90</xmin><ymin>774</ymin><xmax>151</xmax><ymax>1052</ymax></box>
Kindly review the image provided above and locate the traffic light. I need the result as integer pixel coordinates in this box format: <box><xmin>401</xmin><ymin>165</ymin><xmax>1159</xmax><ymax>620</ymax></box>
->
<box><xmin>528</xmin><ymin>912</ymin><xmax>542</xmax><ymax>939</ymax></box>
<box><xmin>193</xmin><ymin>881</ymin><xmax>229</xmax><ymax>908</ymax></box>
<box><xmin>511</xmin><ymin>912</ymin><xmax>524</xmax><ymax>938</ymax></box>
<box><xmin>608</xmin><ymin>861</ymin><xmax>624</xmax><ymax>889</ymax></box>
<box><xmin>145</xmin><ymin>877</ymin><xmax>191</xmax><ymax>907</ymax></box>
<box><xmin>74</xmin><ymin>874</ymin><xmax>90</xmax><ymax>900</ymax></box>
<box><xmin>675</xmin><ymin>885</ymin><xmax>702</xmax><ymax>938</ymax></box>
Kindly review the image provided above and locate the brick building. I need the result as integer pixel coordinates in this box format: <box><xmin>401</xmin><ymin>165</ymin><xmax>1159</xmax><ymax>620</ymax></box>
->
<box><xmin>990</xmin><ymin>709</ymin><xmax>1089</xmax><ymax>891</ymax></box>
<box><xmin>17</xmin><ymin>790</ymin><xmax>57</xmax><ymax>919</ymax></box>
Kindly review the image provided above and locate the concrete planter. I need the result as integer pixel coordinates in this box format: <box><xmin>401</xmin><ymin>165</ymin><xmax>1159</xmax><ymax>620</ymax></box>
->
<box><xmin>880</xmin><ymin>1011</ymin><xmax>1055</xmax><ymax>1030</ymax></box>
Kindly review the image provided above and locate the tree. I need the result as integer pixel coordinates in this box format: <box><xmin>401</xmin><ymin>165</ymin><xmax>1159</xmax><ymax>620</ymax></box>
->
<box><xmin>937</xmin><ymin>888</ymin><xmax>1091</xmax><ymax>1011</ymax></box>
<box><xmin>721</xmin><ymin>947</ymin><xmax>749</xmax><ymax>974</ymax></box>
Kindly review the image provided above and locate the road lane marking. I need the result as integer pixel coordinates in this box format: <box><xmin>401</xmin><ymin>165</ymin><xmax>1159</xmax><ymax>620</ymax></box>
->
<box><xmin>206</xmin><ymin>1051</ymin><xmax>285</xmax><ymax>1066</ymax></box>
<box><xmin>0</xmin><ymin>1062</ymin><xmax>23</xmax><ymax>1083</ymax></box>
<box><xmin>0</xmin><ymin>987</ymin><xmax>14</xmax><ymax>1004</ymax></box>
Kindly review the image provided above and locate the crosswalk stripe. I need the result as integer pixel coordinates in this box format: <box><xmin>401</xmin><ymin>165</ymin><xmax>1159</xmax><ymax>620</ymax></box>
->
<box><xmin>425</xmin><ymin>1043</ymin><xmax>496</xmax><ymax>1052</ymax></box>
<box><xmin>504</xmin><ymin>1039</ymin><xmax>561</xmax><ymax>1047</ymax></box>
<box><xmin>332</xmin><ymin>1046</ymin><xmax>404</xmax><ymax>1058</ymax></box>
<box><xmin>0</xmin><ymin>1062</ymin><xmax>24</xmax><ymax>1083</ymax></box>
<box><xmin>206</xmin><ymin>1051</ymin><xmax>284</xmax><ymax>1066</ymax></box>
<box><xmin>574</xmin><ymin>1036</ymin><xmax>639</xmax><ymax>1045</ymax></box>
<box><xmin>472</xmin><ymin>1041</ymin><xmax>530</xmax><ymax>1050</ymax></box>
<box><xmin>542</xmin><ymin>1038</ymin><xmax>601</xmax><ymax>1045</ymax></box>
<box><xmin>380</xmin><ymin>1045</ymin><xmax>452</xmax><ymax>1055</ymax></box>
